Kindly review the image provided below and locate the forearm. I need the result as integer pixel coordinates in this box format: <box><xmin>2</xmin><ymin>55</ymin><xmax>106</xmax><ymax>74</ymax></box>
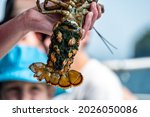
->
<box><xmin>0</xmin><ymin>13</ymin><xmax>28</xmax><ymax>58</ymax></box>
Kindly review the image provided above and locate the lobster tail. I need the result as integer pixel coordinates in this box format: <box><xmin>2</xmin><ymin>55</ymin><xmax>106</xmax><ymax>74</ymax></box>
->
<box><xmin>29</xmin><ymin>63</ymin><xmax>83</xmax><ymax>88</ymax></box>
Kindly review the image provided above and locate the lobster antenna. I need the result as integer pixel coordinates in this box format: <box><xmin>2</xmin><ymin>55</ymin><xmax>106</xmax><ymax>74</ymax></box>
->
<box><xmin>93</xmin><ymin>27</ymin><xmax>117</xmax><ymax>54</ymax></box>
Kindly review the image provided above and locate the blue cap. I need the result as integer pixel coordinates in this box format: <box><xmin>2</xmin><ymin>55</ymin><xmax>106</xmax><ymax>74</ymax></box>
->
<box><xmin>0</xmin><ymin>45</ymin><xmax>47</xmax><ymax>83</ymax></box>
<box><xmin>0</xmin><ymin>45</ymin><xmax>66</xmax><ymax>95</ymax></box>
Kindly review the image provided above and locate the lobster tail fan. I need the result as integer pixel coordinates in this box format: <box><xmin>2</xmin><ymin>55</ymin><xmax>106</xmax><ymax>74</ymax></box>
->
<box><xmin>68</xmin><ymin>70</ymin><xmax>83</xmax><ymax>86</ymax></box>
<box><xmin>58</xmin><ymin>74</ymin><xmax>71</xmax><ymax>88</ymax></box>
<box><xmin>29</xmin><ymin>62</ymin><xmax>47</xmax><ymax>81</ymax></box>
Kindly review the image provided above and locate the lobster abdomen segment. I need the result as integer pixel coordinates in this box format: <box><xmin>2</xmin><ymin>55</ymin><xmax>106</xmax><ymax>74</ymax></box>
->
<box><xmin>48</xmin><ymin>20</ymin><xmax>81</xmax><ymax>71</ymax></box>
<box><xmin>29</xmin><ymin>20</ymin><xmax>83</xmax><ymax>88</ymax></box>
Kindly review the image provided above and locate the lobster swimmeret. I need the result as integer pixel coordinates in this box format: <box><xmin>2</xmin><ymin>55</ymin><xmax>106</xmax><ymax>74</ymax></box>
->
<box><xmin>29</xmin><ymin>0</ymin><xmax>98</xmax><ymax>88</ymax></box>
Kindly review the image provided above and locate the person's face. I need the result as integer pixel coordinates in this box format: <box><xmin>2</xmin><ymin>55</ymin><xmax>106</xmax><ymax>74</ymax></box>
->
<box><xmin>0</xmin><ymin>81</ymin><xmax>54</xmax><ymax>100</ymax></box>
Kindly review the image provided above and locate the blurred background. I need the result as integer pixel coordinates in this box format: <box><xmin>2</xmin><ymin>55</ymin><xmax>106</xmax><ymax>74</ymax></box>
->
<box><xmin>0</xmin><ymin>0</ymin><xmax>150</xmax><ymax>99</ymax></box>
<box><xmin>86</xmin><ymin>0</ymin><xmax>150</xmax><ymax>99</ymax></box>
<box><xmin>88</xmin><ymin>0</ymin><xmax>150</xmax><ymax>60</ymax></box>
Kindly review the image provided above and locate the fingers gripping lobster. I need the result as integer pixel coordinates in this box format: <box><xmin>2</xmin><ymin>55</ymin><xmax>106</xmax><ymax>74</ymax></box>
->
<box><xmin>29</xmin><ymin>0</ymin><xmax>98</xmax><ymax>89</ymax></box>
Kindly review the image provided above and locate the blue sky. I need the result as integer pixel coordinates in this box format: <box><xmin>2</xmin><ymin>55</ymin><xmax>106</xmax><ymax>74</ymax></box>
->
<box><xmin>87</xmin><ymin>0</ymin><xmax>150</xmax><ymax>60</ymax></box>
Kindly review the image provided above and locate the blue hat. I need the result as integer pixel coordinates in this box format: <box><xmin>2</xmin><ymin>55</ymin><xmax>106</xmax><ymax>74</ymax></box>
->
<box><xmin>0</xmin><ymin>45</ymin><xmax>66</xmax><ymax>95</ymax></box>
<box><xmin>0</xmin><ymin>45</ymin><xmax>47</xmax><ymax>83</ymax></box>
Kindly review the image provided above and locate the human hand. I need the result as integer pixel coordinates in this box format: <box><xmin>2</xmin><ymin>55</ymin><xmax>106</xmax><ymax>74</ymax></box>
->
<box><xmin>22</xmin><ymin>8</ymin><xmax>60</xmax><ymax>35</ymax></box>
<box><xmin>82</xmin><ymin>2</ymin><xmax>104</xmax><ymax>38</ymax></box>
<box><xmin>22</xmin><ymin>2</ymin><xmax>103</xmax><ymax>37</ymax></box>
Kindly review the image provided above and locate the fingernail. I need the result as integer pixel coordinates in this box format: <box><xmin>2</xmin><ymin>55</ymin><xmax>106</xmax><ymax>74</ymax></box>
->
<box><xmin>82</xmin><ymin>29</ymin><xmax>85</xmax><ymax>35</ymax></box>
<box><xmin>82</xmin><ymin>29</ymin><xmax>85</xmax><ymax>36</ymax></box>
<box><xmin>89</xmin><ymin>12</ymin><xmax>93</xmax><ymax>17</ymax></box>
<box><xmin>81</xmin><ymin>29</ymin><xmax>85</xmax><ymax>40</ymax></box>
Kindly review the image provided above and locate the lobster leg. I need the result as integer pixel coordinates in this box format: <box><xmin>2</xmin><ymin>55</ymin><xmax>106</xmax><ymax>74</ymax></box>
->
<box><xmin>67</xmin><ymin>1</ymin><xmax>76</xmax><ymax>7</ymax></box>
<box><xmin>44</xmin><ymin>4</ymin><xmax>61</xmax><ymax>10</ymax></box>
<box><xmin>39</xmin><ymin>9</ymin><xmax>71</xmax><ymax>17</ymax></box>
<box><xmin>36</xmin><ymin>0</ymin><xmax>69</xmax><ymax>12</ymax></box>
<box><xmin>43</xmin><ymin>0</ymin><xmax>62</xmax><ymax>10</ymax></box>
<box><xmin>36</xmin><ymin>0</ymin><xmax>42</xmax><ymax>12</ymax></box>
<box><xmin>45</xmin><ymin>0</ymin><xmax>70</xmax><ymax>9</ymax></box>
<box><xmin>77</xmin><ymin>2</ymin><xmax>90</xmax><ymax>12</ymax></box>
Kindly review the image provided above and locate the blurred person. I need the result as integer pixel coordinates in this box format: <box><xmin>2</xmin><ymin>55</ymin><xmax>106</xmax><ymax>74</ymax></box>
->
<box><xmin>0</xmin><ymin>45</ymin><xmax>55</xmax><ymax>100</ymax></box>
<box><xmin>0</xmin><ymin>25</ymin><xmax>68</xmax><ymax>99</ymax></box>
<box><xmin>1</xmin><ymin>0</ymin><xmax>124</xmax><ymax>100</ymax></box>
<box><xmin>54</xmin><ymin>31</ymin><xmax>124</xmax><ymax>100</ymax></box>
<box><xmin>0</xmin><ymin>30</ymin><xmax>68</xmax><ymax>100</ymax></box>
<box><xmin>0</xmin><ymin>0</ymin><xmax>66</xmax><ymax>100</ymax></box>
<box><xmin>0</xmin><ymin>0</ymin><xmax>102</xmax><ymax>58</ymax></box>
<box><xmin>123</xmin><ymin>87</ymin><xmax>137</xmax><ymax>100</ymax></box>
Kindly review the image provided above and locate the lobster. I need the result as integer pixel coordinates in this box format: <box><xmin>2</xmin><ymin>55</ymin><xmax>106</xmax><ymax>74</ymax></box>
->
<box><xmin>29</xmin><ymin>0</ymin><xmax>103</xmax><ymax>89</ymax></box>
